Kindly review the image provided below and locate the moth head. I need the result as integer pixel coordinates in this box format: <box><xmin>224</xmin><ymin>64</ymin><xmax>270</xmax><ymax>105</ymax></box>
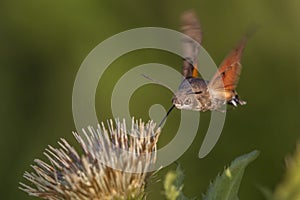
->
<box><xmin>172</xmin><ymin>78</ymin><xmax>208</xmax><ymax>111</ymax></box>
<box><xmin>172</xmin><ymin>88</ymin><xmax>203</xmax><ymax>111</ymax></box>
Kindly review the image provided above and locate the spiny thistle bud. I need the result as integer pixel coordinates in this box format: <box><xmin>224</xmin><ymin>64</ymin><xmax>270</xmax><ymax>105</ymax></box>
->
<box><xmin>20</xmin><ymin>118</ymin><xmax>160</xmax><ymax>200</ymax></box>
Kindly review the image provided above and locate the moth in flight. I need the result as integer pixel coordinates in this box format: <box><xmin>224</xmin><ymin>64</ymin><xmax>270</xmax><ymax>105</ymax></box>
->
<box><xmin>159</xmin><ymin>11</ymin><xmax>249</xmax><ymax>127</ymax></box>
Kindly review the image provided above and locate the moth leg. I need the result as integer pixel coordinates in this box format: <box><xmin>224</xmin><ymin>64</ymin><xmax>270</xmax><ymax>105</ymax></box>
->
<box><xmin>228</xmin><ymin>95</ymin><xmax>246</xmax><ymax>107</ymax></box>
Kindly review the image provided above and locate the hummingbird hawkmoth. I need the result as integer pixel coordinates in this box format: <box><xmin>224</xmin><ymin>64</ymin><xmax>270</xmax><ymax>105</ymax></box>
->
<box><xmin>158</xmin><ymin>11</ymin><xmax>249</xmax><ymax>127</ymax></box>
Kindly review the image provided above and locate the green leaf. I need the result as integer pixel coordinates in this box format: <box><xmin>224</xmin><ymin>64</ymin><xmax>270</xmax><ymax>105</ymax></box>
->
<box><xmin>273</xmin><ymin>143</ymin><xmax>300</xmax><ymax>200</ymax></box>
<box><xmin>204</xmin><ymin>150</ymin><xmax>260</xmax><ymax>200</ymax></box>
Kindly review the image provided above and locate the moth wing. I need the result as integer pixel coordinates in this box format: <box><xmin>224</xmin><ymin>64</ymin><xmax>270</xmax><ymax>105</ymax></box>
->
<box><xmin>181</xmin><ymin>10</ymin><xmax>202</xmax><ymax>78</ymax></box>
<box><xmin>208</xmin><ymin>37</ymin><xmax>247</xmax><ymax>99</ymax></box>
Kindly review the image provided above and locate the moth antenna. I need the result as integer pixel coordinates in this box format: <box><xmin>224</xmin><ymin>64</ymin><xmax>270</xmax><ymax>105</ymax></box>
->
<box><xmin>245</xmin><ymin>23</ymin><xmax>260</xmax><ymax>39</ymax></box>
<box><xmin>141</xmin><ymin>74</ymin><xmax>175</xmax><ymax>94</ymax></box>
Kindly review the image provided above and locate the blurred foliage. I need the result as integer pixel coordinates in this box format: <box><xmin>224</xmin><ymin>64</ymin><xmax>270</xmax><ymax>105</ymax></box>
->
<box><xmin>164</xmin><ymin>164</ymin><xmax>192</xmax><ymax>200</ymax></box>
<box><xmin>1</xmin><ymin>0</ymin><xmax>300</xmax><ymax>199</ymax></box>
<box><xmin>273</xmin><ymin>143</ymin><xmax>300</xmax><ymax>200</ymax></box>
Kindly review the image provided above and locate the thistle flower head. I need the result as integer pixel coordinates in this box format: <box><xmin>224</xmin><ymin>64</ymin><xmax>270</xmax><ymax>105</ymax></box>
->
<box><xmin>20</xmin><ymin>118</ymin><xmax>160</xmax><ymax>200</ymax></box>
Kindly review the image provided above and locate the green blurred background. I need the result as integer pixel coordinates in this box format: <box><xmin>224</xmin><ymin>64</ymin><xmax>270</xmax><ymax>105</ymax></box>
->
<box><xmin>1</xmin><ymin>0</ymin><xmax>300</xmax><ymax>199</ymax></box>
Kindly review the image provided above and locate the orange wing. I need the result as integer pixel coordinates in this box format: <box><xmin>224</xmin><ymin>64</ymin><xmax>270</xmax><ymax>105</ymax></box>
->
<box><xmin>208</xmin><ymin>37</ymin><xmax>247</xmax><ymax>91</ymax></box>
<box><xmin>181</xmin><ymin>10</ymin><xmax>202</xmax><ymax>78</ymax></box>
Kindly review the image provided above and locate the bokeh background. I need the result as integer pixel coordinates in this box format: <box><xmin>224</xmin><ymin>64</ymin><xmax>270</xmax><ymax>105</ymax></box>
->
<box><xmin>1</xmin><ymin>0</ymin><xmax>300</xmax><ymax>199</ymax></box>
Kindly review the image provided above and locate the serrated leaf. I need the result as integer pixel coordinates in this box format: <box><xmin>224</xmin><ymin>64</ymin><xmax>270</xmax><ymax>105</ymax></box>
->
<box><xmin>204</xmin><ymin>150</ymin><xmax>259</xmax><ymax>200</ymax></box>
<box><xmin>274</xmin><ymin>143</ymin><xmax>300</xmax><ymax>200</ymax></box>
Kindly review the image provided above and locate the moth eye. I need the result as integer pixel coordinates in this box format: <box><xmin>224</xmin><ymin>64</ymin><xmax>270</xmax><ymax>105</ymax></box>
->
<box><xmin>184</xmin><ymin>98</ymin><xmax>191</xmax><ymax>105</ymax></box>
